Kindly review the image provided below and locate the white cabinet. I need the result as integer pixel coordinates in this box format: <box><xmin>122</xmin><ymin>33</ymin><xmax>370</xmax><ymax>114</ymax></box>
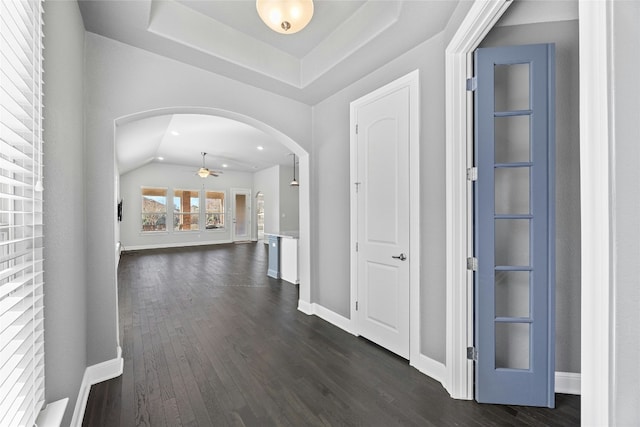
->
<box><xmin>280</xmin><ymin>236</ymin><xmax>299</xmax><ymax>284</ymax></box>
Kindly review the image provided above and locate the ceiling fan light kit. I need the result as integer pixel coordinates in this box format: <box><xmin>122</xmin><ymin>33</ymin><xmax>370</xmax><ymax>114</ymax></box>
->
<box><xmin>256</xmin><ymin>0</ymin><xmax>314</xmax><ymax>34</ymax></box>
<box><xmin>198</xmin><ymin>152</ymin><xmax>221</xmax><ymax>178</ymax></box>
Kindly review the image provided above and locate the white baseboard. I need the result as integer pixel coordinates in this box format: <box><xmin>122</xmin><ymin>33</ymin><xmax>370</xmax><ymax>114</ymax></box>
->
<box><xmin>297</xmin><ymin>302</ymin><xmax>580</xmax><ymax>398</ymax></box>
<box><xmin>411</xmin><ymin>354</ymin><xmax>447</xmax><ymax>387</ymax></box>
<box><xmin>297</xmin><ymin>299</ymin><xmax>314</xmax><ymax>314</ymax></box>
<box><xmin>36</xmin><ymin>398</ymin><xmax>69</xmax><ymax>427</ymax></box>
<box><xmin>70</xmin><ymin>346</ymin><xmax>124</xmax><ymax>427</ymax></box>
<box><xmin>313</xmin><ymin>303</ymin><xmax>356</xmax><ymax>335</ymax></box>
<box><xmin>555</xmin><ymin>371</ymin><xmax>581</xmax><ymax>395</ymax></box>
<box><xmin>123</xmin><ymin>239</ymin><xmax>233</xmax><ymax>251</ymax></box>
<box><xmin>297</xmin><ymin>301</ymin><xmax>356</xmax><ymax>335</ymax></box>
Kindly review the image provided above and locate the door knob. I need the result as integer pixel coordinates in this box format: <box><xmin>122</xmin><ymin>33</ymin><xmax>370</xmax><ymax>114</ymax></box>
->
<box><xmin>392</xmin><ymin>253</ymin><xmax>407</xmax><ymax>261</ymax></box>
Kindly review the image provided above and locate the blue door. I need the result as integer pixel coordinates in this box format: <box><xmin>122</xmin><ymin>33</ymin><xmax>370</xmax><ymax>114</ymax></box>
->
<box><xmin>473</xmin><ymin>44</ymin><xmax>555</xmax><ymax>407</ymax></box>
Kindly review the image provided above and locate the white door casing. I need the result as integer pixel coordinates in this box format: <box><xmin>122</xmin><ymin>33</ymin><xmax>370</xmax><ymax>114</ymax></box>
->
<box><xmin>444</xmin><ymin>0</ymin><xmax>513</xmax><ymax>400</ymax></box>
<box><xmin>350</xmin><ymin>70</ymin><xmax>420</xmax><ymax>362</ymax></box>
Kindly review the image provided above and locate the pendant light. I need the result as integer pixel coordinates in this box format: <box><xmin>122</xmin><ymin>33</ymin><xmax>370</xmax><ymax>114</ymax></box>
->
<box><xmin>256</xmin><ymin>0</ymin><xmax>314</xmax><ymax>34</ymax></box>
<box><xmin>290</xmin><ymin>153</ymin><xmax>299</xmax><ymax>187</ymax></box>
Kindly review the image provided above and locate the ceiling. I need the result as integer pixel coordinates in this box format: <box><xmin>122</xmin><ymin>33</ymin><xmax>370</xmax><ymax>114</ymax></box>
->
<box><xmin>79</xmin><ymin>0</ymin><xmax>461</xmax><ymax>174</ymax></box>
<box><xmin>117</xmin><ymin>113</ymin><xmax>291</xmax><ymax>174</ymax></box>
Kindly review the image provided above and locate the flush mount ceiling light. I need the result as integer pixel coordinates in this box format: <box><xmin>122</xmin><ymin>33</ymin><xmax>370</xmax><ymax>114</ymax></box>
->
<box><xmin>256</xmin><ymin>0</ymin><xmax>314</xmax><ymax>34</ymax></box>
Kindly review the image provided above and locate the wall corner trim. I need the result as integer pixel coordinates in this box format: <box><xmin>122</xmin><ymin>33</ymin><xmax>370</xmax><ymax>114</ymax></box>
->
<box><xmin>297</xmin><ymin>299</ymin><xmax>314</xmax><ymax>315</ymax></box>
<box><xmin>555</xmin><ymin>371</ymin><xmax>581</xmax><ymax>395</ymax></box>
<box><xmin>70</xmin><ymin>346</ymin><xmax>124</xmax><ymax>427</ymax></box>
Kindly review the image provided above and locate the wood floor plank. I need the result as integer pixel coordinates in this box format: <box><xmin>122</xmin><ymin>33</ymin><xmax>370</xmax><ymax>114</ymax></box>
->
<box><xmin>83</xmin><ymin>243</ymin><xmax>580</xmax><ymax>426</ymax></box>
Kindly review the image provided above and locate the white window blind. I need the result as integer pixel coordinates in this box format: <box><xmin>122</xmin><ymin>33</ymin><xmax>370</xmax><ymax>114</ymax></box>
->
<box><xmin>0</xmin><ymin>0</ymin><xmax>45</xmax><ymax>426</ymax></box>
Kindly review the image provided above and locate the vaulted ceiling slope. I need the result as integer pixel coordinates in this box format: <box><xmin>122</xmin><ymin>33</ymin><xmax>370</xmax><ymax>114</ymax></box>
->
<box><xmin>78</xmin><ymin>0</ymin><xmax>460</xmax><ymax>105</ymax></box>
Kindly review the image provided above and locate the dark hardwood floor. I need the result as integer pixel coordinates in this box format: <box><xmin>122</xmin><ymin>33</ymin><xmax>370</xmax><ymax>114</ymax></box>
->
<box><xmin>83</xmin><ymin>242</ymin><xmax>579</xmax><ymax>426</ymax></box>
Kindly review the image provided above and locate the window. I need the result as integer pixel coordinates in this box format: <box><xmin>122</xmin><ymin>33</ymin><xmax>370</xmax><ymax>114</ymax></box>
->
<box><xmin>173</xmin><ymin>189</ymin><xmax>199</xmax><ymax>231</ymax></box>
<box><xmin>205</xmin><ymin>191</ymin><xmax>225</xmax><ymax>229</ymax></box>
<box><xmin>0</xmin><ymin>0</ymin><xmax>46</xmax><ymax>425</ymax></box>
<box><xmin>141</xmin><ymin>187</ymin><xmax>167</xmax><ymax>232</ymax></box>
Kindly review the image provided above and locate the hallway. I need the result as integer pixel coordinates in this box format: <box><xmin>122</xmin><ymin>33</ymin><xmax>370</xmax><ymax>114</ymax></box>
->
<box><xmin>83</xmin><ymin>243</ymin><xmax>579</xmax><ymax>426</ymax></box>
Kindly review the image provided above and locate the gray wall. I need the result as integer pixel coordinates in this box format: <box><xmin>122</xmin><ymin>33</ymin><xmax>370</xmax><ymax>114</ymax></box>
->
<box><xmin>611</xmin><ymin>1</ymin><xmax>640</xmax><ymax>423</ymax></box>
<box><xmin>479</xmin><ymin>19</ymin><xmax>581</xmax><ymax>375</ymax></box>
<box><xmin>84</xmin><ymin>32</ymin><xmax>312</xmax><ymax>366</ymax></box>
<box><xmin>120</xmin><ymin>163</ymin><xmax>255</xmax><ymax>249</ymax></box>
<box><xmin>311</xmin><ymin>32</ymin><xmax>449</xmax><ymax>361</ymax></box>
<box><xmin>278</xmin><ymin>165</ymin><xmax>300</xmax><ymax>232</ymax></box>
<box><xmin>42</xmin><ymin>1</ymin><xmax>87</xmax><ymax>425</ymax></box>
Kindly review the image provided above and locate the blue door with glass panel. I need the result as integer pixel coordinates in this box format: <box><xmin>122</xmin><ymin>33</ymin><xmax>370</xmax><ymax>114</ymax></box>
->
<box><xmin>473</xmin><ymin>43</ymin><xmax>555</xmax><ymax>407</ymax></box>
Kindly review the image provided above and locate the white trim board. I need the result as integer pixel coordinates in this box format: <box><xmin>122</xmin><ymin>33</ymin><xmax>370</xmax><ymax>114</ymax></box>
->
<box><xmin>123</xmin><ymin>239</ymin><xmax>233</xmax><ymax>252</ymax></box>
<box><xmin>298</xmin><ymin>302</ymin><xmax>356</xmax><ymax>336</ymax></box>
<box><xmin>36</xmin><ymin>398</ymin><xmax>69</xmax><ymax>427</ymax></box>
<box><xmin>301</xmin><ymin>302</ymin><xmax>451</xmax><ymax>392</ymax></box>
<box><xmin>555</xmin><ymin>372</ymin><xmax>581</xmax><ymax>395</ymax></box>
<box><xmin>578</xmin><ymin>1</ymin><xmax>612</xmax><ymax>424</ymax></box>
<box><xmin>412</xmin><ymin>355</ymin><xmax>447</xmax><ymax>388</ymax></box>
<box><xmin>70</xmin><ymin>347</ymin><xmax>124</xmax><ymax>427</ymax></box>
<box><xmin>444</xmin><ymin>0</ymin><xmax>513</xmax><ymax>401</ymax></box>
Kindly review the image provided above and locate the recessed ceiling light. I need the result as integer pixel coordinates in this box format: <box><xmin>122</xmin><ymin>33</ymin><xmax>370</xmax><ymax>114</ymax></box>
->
<box><xmin>170</xmin><ymin>130</ymin><xmax>179</xmax><ymax>136</ymax></box>
<box><xmin>157</xmin><ymin>156</ymin><xmax>164</xmax><ymax>161</ymax></box>
<box><xmin>222</xmin><ymin>164</ymin><xmax>228</xmax><ymax>168</ymax></box>
<box><xmin>257</xmin><ymin>146</ymin><xmax>264</xmax><ymax>150</ymax></box>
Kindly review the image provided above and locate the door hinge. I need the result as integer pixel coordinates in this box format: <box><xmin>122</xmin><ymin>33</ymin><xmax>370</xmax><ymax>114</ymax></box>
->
<box><xmin>356</xmin><ymin>242</ymin><xmax>359</xmax><ymax>252</ymax></box>
<box><xmin>466</xmin><ymin>76</ymin><xmax>477</xmax><ymax>91</ymax></box>
<box><xmin>467</xmin><ymin>167</ymin><xmax>478</xmax><ymax>181</ymax></box>
<box><xmin>354</xmin><ymin>182</ymin><xmax>361</xmax><ymax>193</ymax></box>
<box><xmin>355</xmin><ymin>124</ymin><xmax>359</xmax><ymax>134</ymax></box>
<box><xmin>356</xmin><ymin>301</ymin><xmax>359</xmax><ymax>311</ymax></box>
<box><xmin>467</xmin><ymin>257</ymin><xmax>478</xmax><ymax>271</ymax></box>
<box><xmin>467</xmin><ymin>346</ymin><xmax>478</xmax><ymax>361</ymax></box>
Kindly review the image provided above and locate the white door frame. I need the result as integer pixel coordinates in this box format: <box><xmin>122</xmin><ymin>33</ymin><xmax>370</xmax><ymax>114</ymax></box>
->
<box><xmin>350</xmin><ymin>70</ymin><xmax>420</xmax><ymax>364</ymax></box>
<box><xmin>444</xmin><ymin>0</ymin><xmax>514</xmax><ymax>400</ymax></box>
<box><xmin>231</xmin><ymin>188</ymin><xmax>251</xmax><ymax>241</ymax></box>
<box><xmin>446</xmin><ymin>2</ymin><xmax>609</xmax><ymax>420</ymax></box>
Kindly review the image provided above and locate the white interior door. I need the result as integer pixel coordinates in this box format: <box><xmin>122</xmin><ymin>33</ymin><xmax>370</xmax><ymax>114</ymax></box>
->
<box><xmin>232</xmin><ymin>189</ymin><xmax>251</xmax><ymax>242</ymax></box>
<box><xmin>353</xmin><ymin>85</ymin><xmax>411</xmax><ymax>359</ymax></box>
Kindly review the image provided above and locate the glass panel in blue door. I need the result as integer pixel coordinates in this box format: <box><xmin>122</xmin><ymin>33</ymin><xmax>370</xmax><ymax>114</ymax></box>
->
<box><xmin>496</xmin><ymin>323</ymin><xmax>530</xmax><ymax>369</ymax></box>
<box><xmin>494</xmin><ymin>63</ymin><xmax>530</xmax><ymax>111</ymax></box>
<box><xmin>495</xmin><ymin>271</ymin><xmax>530</xmax><ymax>318</ymax></box>
<box><xmin>494</xmin><ymin>219</ymin><xmax>530</xmax><ymax>266</ymax></box>
<box><xmin>495</xmin><ymin>167</ymin><xmax>530</xmax><ymax>214</ymax></box>
<box><xmin>495</xmin><ymin>115</ymin><xmax>531</xmax><ymax>163</ymax></box>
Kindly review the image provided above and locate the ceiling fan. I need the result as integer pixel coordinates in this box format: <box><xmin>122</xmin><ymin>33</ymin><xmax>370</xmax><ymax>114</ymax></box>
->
<box><xmin>197</xmin><ymin>152</ymin><xmax>222</xmax><ymax>178</ymax></box>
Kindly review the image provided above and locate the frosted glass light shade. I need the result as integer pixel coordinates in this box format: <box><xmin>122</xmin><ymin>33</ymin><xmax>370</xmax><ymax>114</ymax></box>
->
<box><xmin>256</xmin><ymin>0</ymin><xmax>314</xmax><ymax>34</ymax></box>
